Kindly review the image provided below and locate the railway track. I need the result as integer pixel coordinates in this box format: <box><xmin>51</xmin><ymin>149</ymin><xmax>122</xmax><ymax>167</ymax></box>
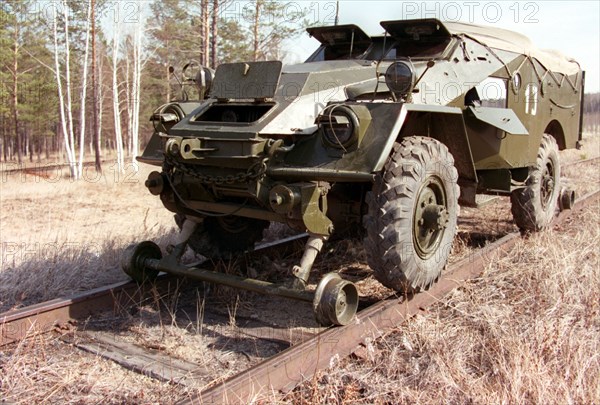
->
<box><xmin>1</xmin><ymin>158</ymin><xmax>598</xmax><ymax>403</ymax></box>
<box><xmin>0</xmin><ymin>159</ymin><xmax>121</xmax><ymax>180</ymax></box>
<box><xmin>195</xmin><ymin>189</ymin><xmax>599</xmax><ymax>404</ymax></box>
<box><xmin>563</xmin><ymin>155</ymin><xmax>600</xmax><ymax>166</ymax></box>
<box><xmin>0</xmin><ymin>233</ymin><xmax>309</xmax><ymax>346</ymax></box>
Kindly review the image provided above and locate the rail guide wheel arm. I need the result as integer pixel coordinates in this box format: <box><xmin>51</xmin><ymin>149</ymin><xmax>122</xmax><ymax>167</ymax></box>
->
<box><xmin>121</xmin><ymin>218</ymin><xmax>359</xmax><ymax>326</ymax></box>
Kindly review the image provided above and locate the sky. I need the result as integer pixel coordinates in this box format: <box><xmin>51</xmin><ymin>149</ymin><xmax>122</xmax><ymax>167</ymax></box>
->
<box><xmin>90</xmin><ymin>0</ymin><xmax>599</xmax><ymax>92</ymax></box>
<box><xmin>273</xmin><ymin>0</ymin><xmax>600</xmax><ymax>92</ymax></box>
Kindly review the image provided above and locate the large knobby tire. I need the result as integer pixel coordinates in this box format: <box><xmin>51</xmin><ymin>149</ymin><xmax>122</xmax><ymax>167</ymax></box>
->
<box><xmin>175</xmin><ymin>214</ymin><xmax>269</xmax><ymax>258</ymax></box>
<box><xmin>510</xmin><ymin>134</ymin><xmax>561</xmax><ymax>232</ymax></box>
<box><xmin>363</xmin><ymin>136</ymin><xmax>460</xmax><ymax>293</ymax></box>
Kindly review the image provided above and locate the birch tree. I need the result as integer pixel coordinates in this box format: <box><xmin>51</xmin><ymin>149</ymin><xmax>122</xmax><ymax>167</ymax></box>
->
<box><xmin>130</xmin><ymin>20</ymin><xmax>143</xmax><ymax>162</ymax></box>
<box><xmin>62</xmin><ymin>0</ymin><xmax>77</xmax><ymax>177</ymax></box>
<box><xmin>77</xmin><ymin>0</ymin><xmax>93</xmax><ymax>178</ymax></box>
<box><xmin>112</xmin><ymin>20</ymin><xmax>124</xmax><ymax>173</ymax></box>
<box><xmin>91</xmin><ymin>0</ymin><xmax>101</xmax><ymax>173</ymax></box>
<box><xmin>52</xmin><ymin>1</ymin><xmax>76</xmax><ymax>178</ymax></box>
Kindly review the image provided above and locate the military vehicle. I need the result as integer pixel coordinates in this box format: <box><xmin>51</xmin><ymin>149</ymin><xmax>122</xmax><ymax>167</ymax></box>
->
<box><xmin>123</xmin><ymin>19</ymin><xmax>584</xmax><ymax>326</ymax></box>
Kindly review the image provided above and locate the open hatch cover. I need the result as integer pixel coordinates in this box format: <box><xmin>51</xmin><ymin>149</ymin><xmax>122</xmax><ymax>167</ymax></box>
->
<box><xmin>380</xmin><ymin>18</ymin><xmax>451</xmax><ymax>41</ymax></box>
<box><xmin>307</xmin><ymin>24</ymin><xmax>371</xmax><ymax>47</ymax></box>
<box><xmin>211</xmin><ymin>61</ymin><xmax>282</xmax><ymax>100</ymax></box>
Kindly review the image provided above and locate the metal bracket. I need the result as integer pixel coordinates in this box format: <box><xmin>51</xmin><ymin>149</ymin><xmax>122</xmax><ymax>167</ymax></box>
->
<box><xmin>300</xmin><ymin>184</ymin><xmax>333</xmax><ymax>236</ymax></box>
<box><xmin>165</xmin><ymin>218</ymin><xmax>197</xmax><ymax>265</ymax></box>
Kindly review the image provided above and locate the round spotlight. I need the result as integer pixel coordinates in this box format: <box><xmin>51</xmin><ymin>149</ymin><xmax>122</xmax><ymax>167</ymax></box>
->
<box><xmin>385</xmin><ymin>60</ymin><xmax>416</xmax><ymax>99</ymax></box>
<box><xmin>319</xmin><ymin>105</ymin><xmax>359</xmax><ymax>149</ymax></box>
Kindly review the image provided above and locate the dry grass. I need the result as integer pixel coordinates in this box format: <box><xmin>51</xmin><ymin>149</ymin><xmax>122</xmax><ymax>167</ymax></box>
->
<box><xmin>284</xmin><ymin>203</ymin><xmax>600</xmax><ymax>404</ymax></box>
<box><xmin>0</xmin><ymin>134</ymin><xmax>598</xmax><ymax>403</ymax></box>
<box><xmin>0</xmin><ymin>163</ymin><xmax>178</xmax><ymax>311</ymax></box>
<box><xmin>0</xmin><ymin>332</ymin><xmax>186</xmax><ymax>404</ymax></box>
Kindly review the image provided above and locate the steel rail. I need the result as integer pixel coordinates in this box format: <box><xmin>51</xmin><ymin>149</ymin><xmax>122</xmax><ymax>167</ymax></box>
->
<box><xmin>193</xmin><ymin>189</ymin><xmax>600</xmax><ymax>404</ymax></box>
<box><xmin>0</xmin><ymin>233</ymin><xmax>308</xmax><ymax>346</ymax></box>
<box><xmin>563</xmin><ymin>155</ymin><xmax>600</xmax><ymax>167</ymax></box>
<box><xmin>0</xmin><ymin>158</ymin><xmax>597</xmax><ymax>392</ymax></box>
<box><xmin>0</xmin><ymin>159</ymin><xmax>113</xmax><ymax>176</ymax></box>
<box><xmin>0</xmin><ymin>280</ymin><xmax>154</xmax><ymax>346</ymax></box>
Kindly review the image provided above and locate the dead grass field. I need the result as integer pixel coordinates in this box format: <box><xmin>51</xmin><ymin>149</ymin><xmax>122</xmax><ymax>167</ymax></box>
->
<box><xmin>284</xmin><ymin>204</ymin><xmax>600</xmax><ymax>404</ymax></box>
<box><xmin>0</xmin><ymin>162</ymin><xmax>178</xmax><ymax>312</ymax></box>
<box><xmin>0</xmin><ymin>133</ymin><xmax>598</xmax><ymax>403</ymax></box>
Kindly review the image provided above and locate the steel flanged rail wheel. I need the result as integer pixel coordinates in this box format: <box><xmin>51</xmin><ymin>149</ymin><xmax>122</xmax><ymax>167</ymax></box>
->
<box><xmin>121</xmin><ymin>241</ymin><xmax>162</xmax><ymax>283</ymax></box>
<box><xmin>313</xmin><ymin>273</ymin><xmax>359</xmax><ymax>326</ymax></box>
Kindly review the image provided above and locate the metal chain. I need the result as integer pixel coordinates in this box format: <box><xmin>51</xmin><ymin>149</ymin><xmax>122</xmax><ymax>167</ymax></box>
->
<box><xmin>164</xmin><ymin>155</ymin><xmax>268</xmax><ymax>185</ymax></box>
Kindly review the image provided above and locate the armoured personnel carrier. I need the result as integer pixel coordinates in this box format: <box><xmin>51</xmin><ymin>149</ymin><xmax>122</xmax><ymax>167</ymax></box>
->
<box><xmin>123</xmin><ymin>19</ymin><xmax>583</xmax><ymax>325</ymax></box>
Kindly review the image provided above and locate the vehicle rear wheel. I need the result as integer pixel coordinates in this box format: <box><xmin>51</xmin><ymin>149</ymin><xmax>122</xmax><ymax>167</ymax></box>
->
<box><xmin>175</xmin><ymin>214</ymin><xmax>269</xmax><ymax>258</ymax></box>
<box><xmin>363</xmin><ymin>136</ymin><xmax>460</xmax><ymax>293</ymax></box>
<box><xmin>510</xmin><ymin>134</ymin><xmax>560</xmax><ymax>232</ymax></box>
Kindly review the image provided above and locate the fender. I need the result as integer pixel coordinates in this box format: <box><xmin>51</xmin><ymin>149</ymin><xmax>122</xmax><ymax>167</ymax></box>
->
<box><xmin>272</xmin><ymin>102</ymin><xmax>406</xmax><ymax>182</ymax></box>
<box><xmin>272</xmin><ymin>102</ymin><xmax>479</xmax><ymax>192</ymax></box>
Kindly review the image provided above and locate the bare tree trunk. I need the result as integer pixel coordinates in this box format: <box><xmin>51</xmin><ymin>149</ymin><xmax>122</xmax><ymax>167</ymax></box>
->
<box><xmin>165</xmin><ymin>63</ymin><xmax>171</xmax><ymax>103</ymax></box>
<box><xmin>78</xmin><ymin>0</ymin><xmax>93</xmax><ymax>178</ymax></box>
<box><xmin>211</xmin><ymin>0</ymin><xmax>218</xmax><ymax>68</ymax></box>
<box><xmin>202</xmin><ymin>0</ymin><xmax>209</xmax><ymax>66</ymax></box>
<box><xmin>36</xmin><ymin>136</ymin><xmax>41</xmax><ymax>162</ymax></box>
<box><xmin>91</xmin><ymin>0</ymin><xmax>101</xmax><ymax>172</ymax></box>
<box><xmin>125</xmin><ymin>38</ymin><xmax>132</xmax><ymax>156</ymax></box>
<box><xmin>52</xmin><ymin>3</ymin><xmax>76</xmax><ymax>177</ymax></box>
<box><xmin>62</xmin><ymin>0</ymin><xmax>77</xmax><ymax>178</ymax></box>
<box><xmin>112</xmin><ymin>21</ymin><xmax>124</xmax><ymax>173</ymax></box>
<box><xmin>131</xmin><ymin>20</ymin><xmax>143</xmax><ymax>162</ymax></box>
<box><xmin>98</xmin><ymin>42</ymin><xmax>104</xmax><ymax>157</ymax></box>
<box><xmin>253</xmin><ymin>0</ymin><xmax>261</xmax><ymax>61</ymax></box>
<box><xmin>2</xmin><ymin>131</ymin><xmax>6</xmax><ymax>162</ymax></box>
<box><xmin>12</xmin><ymin>22</ymin><xmax>22</xmax><ymax>165</ymax></box>
<box><xmin>26</xmin><ymin>130</ymin><xmax>33</xmax><ymax>162</ymax></box>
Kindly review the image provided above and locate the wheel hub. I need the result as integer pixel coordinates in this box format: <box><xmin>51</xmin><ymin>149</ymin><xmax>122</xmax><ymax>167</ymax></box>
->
<box><xmin>421</xmin><ymin>204</ymin><xmax>449</xmax><ymax>231</ymax></box>
<box><xmin>413</xmin><ymin>180</ymin><xmax>448</xmax><ymax>259</ymax></box>
<box><xmin>540</xmin><ymin>162</ymin><xmax>555</xmax><ymax>209</ymax></box>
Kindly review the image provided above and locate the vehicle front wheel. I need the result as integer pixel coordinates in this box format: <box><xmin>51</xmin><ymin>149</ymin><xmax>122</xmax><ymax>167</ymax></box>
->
<box><xmin>510</xmin><ymin>134</ymin><xmax>560</xmax><ymax>232</ymax></box>
<box><xmin>175</xmin><ymin>214</ymin><xmax>269</xmax><ymax>259</ymax></box>
<box><xmin>363</xmin><ymin>136</ymin><xmax>460</xmax><ymax>293</ymax></box>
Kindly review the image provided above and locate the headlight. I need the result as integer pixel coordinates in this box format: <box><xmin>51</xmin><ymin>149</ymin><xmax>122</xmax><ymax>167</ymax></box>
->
<box><xmin>385</xmin><ymin>60</ymin><xmax>416</xmax><ymax>99</ymax></box>
<box><xmin>318</xmin><ymin>105</ymin><xmax>359</xmax><ymax>149</ymax></box>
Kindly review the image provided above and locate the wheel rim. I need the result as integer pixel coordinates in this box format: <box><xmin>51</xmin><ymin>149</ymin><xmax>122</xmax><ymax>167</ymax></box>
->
<box><xmin>413</xmin><ymin>176</ymin><xmax>449</xmax><ymax>260</ymax></box>
<box><xmin>540</xmin><ymin>160</ymin><xmax>556</xmax><ymax>209</ymax></box>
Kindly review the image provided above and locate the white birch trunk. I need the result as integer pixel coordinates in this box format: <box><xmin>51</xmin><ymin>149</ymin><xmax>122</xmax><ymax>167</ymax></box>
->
<box><xmin>112</xmin><ymin>21</ymin><xmax>124</xmax><ymax>173</ymax></box>
<box><xmin>52</xmin><ymin>1</ymin><xmax>76</xmax><ymax>178</ymax></box>
<box><xmin>62</xmin><ymin>0</ymin><xmax>77</xmax><ymax>178</ymax></box>
<box><xmin>98</xmin><ymin>42</ymin><xmax>104</xmax><ymax>156</ymax></box>
<box><xmin>78</xmin><ymin>0</ymin><xmax>92</xmax><ymax>178</ymax></box>
<box><xmin>125</xmin><ymin>40</ymin><xmax>132</xmax><ymax>156</ymax></box>
<box><xmin>131</xmin><ymin>20</ymin><xmax>143</xmax><ymax>163</ymax></box>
